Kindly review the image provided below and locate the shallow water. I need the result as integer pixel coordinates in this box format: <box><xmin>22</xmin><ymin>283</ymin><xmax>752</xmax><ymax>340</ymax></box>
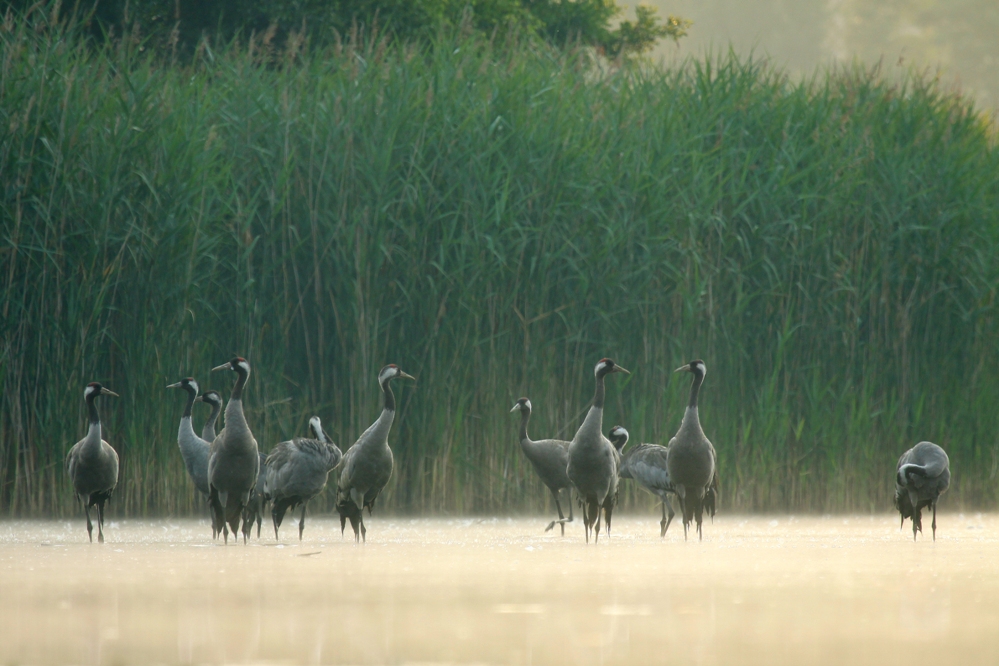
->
<box><xmin>1</xmin><ymin>513</ymin><xmax>996</xmax><ymax>665</ymax></box>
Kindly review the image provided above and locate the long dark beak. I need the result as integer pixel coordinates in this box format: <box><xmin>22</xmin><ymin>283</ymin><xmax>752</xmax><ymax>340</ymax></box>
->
<box><xmin>166</xmin><ymin>382</ymin><xmax>182</xmax><ymax>389</ymax></box>
<box><xmin>673</xmin><ymin>365</ymin><xmax>691</xmax><ymax>374</ymax></box>
<box><xmin>399</xmin><ymin>371</ymin><xmax>416</xmax><ymax>381</ymax></box>
<box><xmin>101</xmin><ymin>388</ymin><xmax>119</xmax><ymax>397</ymax></box>
<box><xmin>613</xmin><ymin>365</ymin><xmax>631</xmax><ymax>375</ymax></box>
<box><xmin>212</xmin><ymin>362</ymin><xmax>230</xmax><ymax>372</ymax></box>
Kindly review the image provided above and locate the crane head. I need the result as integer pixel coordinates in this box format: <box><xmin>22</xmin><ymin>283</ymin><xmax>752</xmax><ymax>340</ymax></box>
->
<box><xmin>510</xmin><ymin>397</ymin><xmax>532</xmax><ymax>413</ymax></box>
<box><xmin>378</xmin><ymin>364</ymin><xmax>416</xmax><ymax>387</ymax></box>
<box><xmin>212</xmin><ymin>357</ymin><xmax>250</xmax><ymax>375</ymax></box>
<box><xmin>85</xmin><ymin>382</ymin><xmax>118</xmax><ymax>399</ymax></box>
<box><xmin>673</xmin><ymin>359</ymin><xmax>706</xmax><ymax>379</ymax></box>
<box><xmin>166</xmin><ymin>377</ymin><xmax>199</xmax><ymax>394</ymax></box>
<box><xmin>608</xmin><ymin>425</ymin><xmax>629</xmax><ymax>451</ymax></box>
<box><xmin>595</xmin><ymin>358</ymin><xmax>630</xmax><ymax>378</ymax></box>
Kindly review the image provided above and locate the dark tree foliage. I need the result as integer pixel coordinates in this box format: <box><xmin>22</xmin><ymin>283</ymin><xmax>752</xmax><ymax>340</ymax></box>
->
<box><xmin>0</xmin><ymin>0</ymin><xmax>687</xmax><ymax>54</ymax></box>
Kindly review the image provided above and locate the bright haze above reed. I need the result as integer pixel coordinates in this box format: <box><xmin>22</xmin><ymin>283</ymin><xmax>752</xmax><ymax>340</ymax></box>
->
<box><xmin>635</xmin><ymin>0</ymin><xmax>999</xmax><ymax>110</ymax></box>
<box><xmin>1</xmin><ymin>12</ymin><xmax>997</xmax><ymax>517</ymax></box>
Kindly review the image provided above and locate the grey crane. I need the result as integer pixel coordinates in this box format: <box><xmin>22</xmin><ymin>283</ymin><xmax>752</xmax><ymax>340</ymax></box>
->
<box><xmin>241</xmin><ymin>452</ymin><xmax>269</xmax><ymax>540</ymax></box>
<box><xmin>266</xmin><ymin>416</ymin><xmax>343</xmax><ymax>540</ymax></box>
<box><xmin>667</xmin><ymin>359</ymin><xmax>718</xmax><ymax>541</ymax></box>
<box><xmin>509</xmin><ymin>398</ymin><xmax>573</xmax><ymax>535</ymax></box>
<box><xmin>197</xmin><ymin>389</ymin><xmax>225</xmax><ymax>536</ymax></box>
<box><xmin>66</xmin><ymin>383</ymin><xmax>119</xmax><ymax>543</ymax></box>
<box><xmin>610</xmin><ymin>426</ymin><xmax>677</xmax><ymax>538</ymax></box>
<box><xmin>166</xmin><ymin>378</ymin><xmax>211</xmax><ymax>497</ymax></box>
<box><xmin>895</xmin><ymin>441</ymin><xmax>950</xmax><ymax>541</ymax></box>
<box><xmin>566</xmin><ymin>358</ymin><xmax>629</xmax><ymax>543</ymax></box>
<box><xmin>336</xmin><ymin>364</ymin><xmax>415</xmax><ymax>542</ymax></box>
<box><xmin>207</xmin><ymin>357</ymin><xmax>260</xmax><ymax>544</ymax></box>
<box><xmin>197</xmin><ymin>390</ymin><xmax>223</xmax><ymax>443</ymax></box>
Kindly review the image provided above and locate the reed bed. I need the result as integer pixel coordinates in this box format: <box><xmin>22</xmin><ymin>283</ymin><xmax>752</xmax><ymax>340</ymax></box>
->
<box><xmin>1</xmin><ymin>14</ymin><xmax>998</xmax><ymax>517</ymax></box>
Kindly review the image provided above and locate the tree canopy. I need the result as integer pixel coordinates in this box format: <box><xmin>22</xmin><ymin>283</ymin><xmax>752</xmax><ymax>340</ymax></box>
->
<box><xmin>2</xmin><ymin>0</ymin><xmax>688</xmax><ymax>56</ymax></box>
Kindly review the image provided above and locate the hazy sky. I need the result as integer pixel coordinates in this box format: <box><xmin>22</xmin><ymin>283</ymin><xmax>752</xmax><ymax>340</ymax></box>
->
<box><xmin>627</xmin><ymin>0</ymin><xmax>999</xmax><ymax>111</ymax></box>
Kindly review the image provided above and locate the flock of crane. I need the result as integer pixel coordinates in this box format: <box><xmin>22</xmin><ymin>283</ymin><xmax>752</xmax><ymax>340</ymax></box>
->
<box><xmin>65</xmin><ymin>356</ymin><xmax>951</xmax><ymax>546</ymax></box>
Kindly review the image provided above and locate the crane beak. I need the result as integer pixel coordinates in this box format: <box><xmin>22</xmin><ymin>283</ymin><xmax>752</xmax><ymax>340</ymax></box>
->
<box><xmin>101</xmin><ymin>388</ymin><xmax>119</xmax><ymax>397</ymax></box>
<box><xmin>166</xmin><ymin>382</ymin><xmax>182</xmax><ymax>389</ymax></box>
<box><xmin>673</xmin><ymin>365</ymin><xmax>691</xmax><ymax>374</ymax></box>
<box><xmin>613</xmin><ymin>365</ymin><xmax>631</xmax><ymax>375</ymax></box>
<box><xmin>510</xmin><ymin>404</ymin><xmax>520</xmax><ymax>413</ymax></box>
<box><xmin>399</xmin><ymin>371</ymin><xmax>416</xmax><ymax>381</ymax></box>
<box><xmin>211</xmin><ymin>362</ymin><xmax>231</xmax><ymax>372</ymax></box>
<box><xmin>195</xmin><ymin>394</ymin><xmax>205</xmax><ymax>402</ymax></box>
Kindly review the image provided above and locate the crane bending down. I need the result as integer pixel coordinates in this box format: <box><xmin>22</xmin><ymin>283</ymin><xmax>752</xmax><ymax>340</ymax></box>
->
<box><xmin>895</xmin><ymin>441</ymin><xmax>950</xmax><ymax>541</ymax></box>
<box><xmin>266</xmin><ymin>416</ymin><xmax>342</xmax><ymax>540</ymax></box>
<box><xmin>566</xmin><ymin>358</ymin><xmax>629</xmax><ymax>543</ymax></box>
<box><xmin>610</xmin><ymin>426</ymin><xmax>677</xmax><ymax>538</ymax></box>
<box><xmin>207</xmin><ymin>357</ymin><xmax>260</xmax><ymax>544</ymax></box>
<box><xmin>336</xmin><ymin>365</ymin><xmax>415</xmax><ymax>542</ymax></box>
<box><xmin>509</xmin><ymin>398</ymin><xmax>573</xmax><ymax>535</ymax></box>
<box><xmin>66</xmin><ymin>383</ymin><xmax>119</xmax><ymax>543</ymax></box>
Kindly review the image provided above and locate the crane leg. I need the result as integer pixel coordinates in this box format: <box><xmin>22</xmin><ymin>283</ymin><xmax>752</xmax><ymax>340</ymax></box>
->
<box><xmin>359</xmin><ymin>514</ymin><xmax>367</xmax><ymax>543</ymax></box>
<box><xmin>96</xmin><ymin>501</ymin><xmax>106</xmax><ymax>544</ymax></box>
<box><xmin>545</xmin><ymin>488</ymin><xmax>569</xmax><ymax>535</ymax></box>
<box><xmin>84</xmin><ymin>504</ymin><xmax>94</xmax><ymax>543</ymax></box>
<box><xmin>932</xmin><ymin>503</ymin><xmax>937</xmax><ymax>541</ymax></box>
<box><xmin>661</xmin><ymin>499</ymin><xmax>675</xmax><ymax>538</ymax></box>
<box><xmin>604</xmin><ymin>503</ymin><xmax>613</xmax><ymax>538</ymax></box>
<box><xmin>299</xmin><ymin>503</ymin><xmax>307</xmax><ymax>541</ymax></box>
<box><xmin>256</xmin><ymin>499</ymin><xmax>263</xmax><ymax>538</ymax></box>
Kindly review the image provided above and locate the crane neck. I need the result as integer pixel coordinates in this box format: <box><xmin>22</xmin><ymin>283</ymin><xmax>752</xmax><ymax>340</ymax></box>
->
<box><xmin>518</xmin><ymin>407</ymin><xmax>532</xmax><ymax>446</ymax></box>
<box><xmin>181</xmin><ymin>386</ymin><xmax>197</xmax><ymax>419</ymax></box>
<box><xmin>230</xmin><ymin>367</ymin><xmax>249</xmax><ymax>401</ymax></box>
<box><xmin>687</xmin><ymin>371</ymin><xmax>703</xmax><ymax>409</ymax></box>
<box><xmin>593</xmin><ymin>370</ymin><xmax>608</xmax><ymax>409</ymax></box>
<box><xmin>202</xmin><ymin>402</ymin><xmax>221</xmax><ymax>442</ymax></box>
<box><xmin>381</xmin><ymin>378</ymin><xmax>397</xmax><ymax>412</ymax></box>
<box><xmin>86</xmin><ymin>393</ymin><xmax>102</xmax><ymax>426</ymax></box>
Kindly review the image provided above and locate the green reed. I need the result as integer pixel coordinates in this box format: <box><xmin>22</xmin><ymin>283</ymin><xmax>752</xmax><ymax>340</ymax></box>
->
<box><xmin>1</xmin><ymin>12</ymin><xmax>997</xmax><ymax>518</ymax></box>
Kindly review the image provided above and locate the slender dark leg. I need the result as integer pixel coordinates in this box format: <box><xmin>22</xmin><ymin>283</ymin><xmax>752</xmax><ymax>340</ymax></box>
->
<box><xmin>299</xmin><ymin>503</ymin><xmax>307</xmax><ymax>541</ymax></box>
<box><xmin>544</xmin><ymin>489</ymin><xmax>565</xmax><ymax>534</ymax></box>
<box><xmin>84</xmin><ymin>504</ymin><xmax>94</xmax><ymax>543</ymax></box>
<box><xmin>256</xmin><ymin>502</ymin><xmax>263</xmax><ymax>538</ymax></box>
<box><xmin>554</xmin><ymin>491</ymin><xmax>565</xmax><ymax>536</ymax></box>
<box><xmin>695</xmin><ymin>497</ymin><xmax>704</xmax><ymax>541</ymax></box>
<box><xmin>359</xmin><ymin>513</ymin><xmax>366</xmax><ymax>543</ymax></box>
<box><xmin>96</xmin><ymin>501</ymin><xmax>106</xmax><ymax>544</ymax></box>
<box><xmin>272</xmin><ymin>506</ymin><xmax>280</xmax><ymax>540</ymax></box>
<box><xmin>229</xmin><ymin>506</ymin><xmax>244</xmax><ymax>545</ymax></box>
<box><xmin>932</xmin><ymin>503</ymin><xmax>938</xmax><ymax>541</ymax></box>
<box><xmin>594</xmin><ymin>509</ymin><xmax>602</xmax><ymax>544</ymax></box>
